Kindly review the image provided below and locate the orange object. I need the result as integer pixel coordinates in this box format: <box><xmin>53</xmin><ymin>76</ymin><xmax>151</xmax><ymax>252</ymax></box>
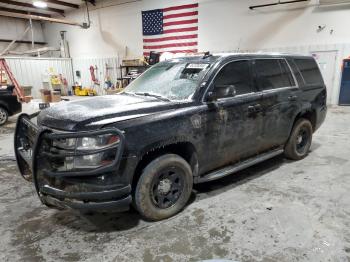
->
<box><xmin>0</xmin><ymin>58</ymin><xmax>26</xmax><ymax>102</ymax></box>
<box><xmin>51</xmin><ymin>91</ymin><xmax>61</xmax><ymax>102</ymax></box>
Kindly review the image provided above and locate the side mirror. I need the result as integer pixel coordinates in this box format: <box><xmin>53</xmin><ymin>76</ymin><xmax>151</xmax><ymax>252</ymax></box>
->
<box><xmin>225</xmin><ymin>85</ymin><xmax>237</xmax><ymax>97</ymax></box>
<box><xmin>206</xmin><ymin>91</ymin><xmax>217</xmax><ymax>102</ymax></box>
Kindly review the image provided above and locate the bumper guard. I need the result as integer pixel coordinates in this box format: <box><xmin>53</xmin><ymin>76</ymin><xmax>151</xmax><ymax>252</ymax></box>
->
<box><xmin>14</xmin><ymin>113</ymin><xmax>132</xmax><ymax>212</ymax></box>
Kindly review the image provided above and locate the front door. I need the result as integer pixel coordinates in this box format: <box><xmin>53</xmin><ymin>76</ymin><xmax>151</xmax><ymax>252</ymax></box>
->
<box><xmin>200</xmin><ymin>59</ymin><xmax>263</xmax><ymax>173</ymax></box>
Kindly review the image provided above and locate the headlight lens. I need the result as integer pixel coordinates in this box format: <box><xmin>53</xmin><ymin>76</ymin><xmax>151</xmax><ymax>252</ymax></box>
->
<box><xmin>76</xmin><ymin>134</ymin><xmax>120</xmax><ymax>150</ymax></box>
<box><xmin>53</xmin><ymin>133</ymin><xmax>120</xmax><ymax>171</ymax></box>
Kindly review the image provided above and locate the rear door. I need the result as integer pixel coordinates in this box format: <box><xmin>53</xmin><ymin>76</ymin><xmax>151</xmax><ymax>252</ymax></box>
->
<box><xmin>253</xmin><ymin>58</ymin><xmax>301</xmax><ymax>151</ymax></box>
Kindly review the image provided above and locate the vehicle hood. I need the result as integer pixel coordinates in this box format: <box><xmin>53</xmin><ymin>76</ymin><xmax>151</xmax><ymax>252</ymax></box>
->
<box><xmin>37</xmin><ymin>94</ymin><xmax>179</xmax><ymax>131</ymax></box>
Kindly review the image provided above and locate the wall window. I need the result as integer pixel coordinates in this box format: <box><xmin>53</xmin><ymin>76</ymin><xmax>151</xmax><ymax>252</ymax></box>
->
<box><xmin>294</xmin><ymin>58</ymin><xmax>323</xmax><ymax>85</ymax></box>
<box><xmin>255</xmin><ymin>59</ymin><xmax>295</xmax><ymax>90</ymax></box>
<box><xmin>213</xmin><ymin>60</ymin><xmax>254</xmax><ymax>99</ymax></box>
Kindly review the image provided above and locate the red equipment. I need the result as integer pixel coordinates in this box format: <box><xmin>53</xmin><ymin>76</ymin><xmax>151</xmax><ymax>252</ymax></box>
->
<box><xmin>89</xmin><ymin>65</ymin><xmax>99</xmax><ymax>84</ymax></box>
<box><xmin>0</xmin><ymin>58</ymin><xmax>26</xmax><ymax>102</ymax></box>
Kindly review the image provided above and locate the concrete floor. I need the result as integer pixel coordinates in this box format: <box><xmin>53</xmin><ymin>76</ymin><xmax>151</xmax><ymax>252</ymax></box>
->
<box><xmin>0</xmin><ymin>106</ymin><xmax>350</xmax><ymax>262</ymax></box>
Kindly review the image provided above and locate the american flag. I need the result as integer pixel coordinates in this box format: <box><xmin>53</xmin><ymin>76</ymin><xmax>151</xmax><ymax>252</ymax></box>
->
<box><xmin>142</xmin><ymin>3</ymin><xmax>198</xmax><ymax>56</ymax></box>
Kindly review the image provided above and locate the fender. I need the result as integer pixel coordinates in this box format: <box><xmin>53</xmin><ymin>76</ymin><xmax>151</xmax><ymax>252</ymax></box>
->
<box><xmin>138</xmin><ymin>136</ymin><xmax>197</xmax><ymax>159</ymax></box>
<box><xmin>0</xmin><ymin>100</ymin><xmax>9</xmax><ymax>111</ymax></box>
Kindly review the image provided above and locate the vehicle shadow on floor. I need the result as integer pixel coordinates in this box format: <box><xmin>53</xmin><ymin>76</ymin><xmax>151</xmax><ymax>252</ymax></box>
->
<box><xmin>51</xmin><ymin>145</ymin><xmax>322</xmax><ymax>233</ymax></box>
<box><xmin>0</xmin><ymin>120</ymin><xmax>15</xmax><ymax>135</ymax></box>
<box><xmin>53</xmin><ymin>156</ymin><xmax>288</xmax><ymax>233</ymax></box>
<box><xmin>193</xmin><ymin>142</ymin><xmax>322</xmax><ymax>199</ymax></box>
<box><xmin>193</xmin><ymin>154</ymin><xmax>288</xmax><ymax>200</ymax></box>
<box><xmin>50</xmin><ymin>207</ymin><xmax>144</xmax><ymax>233</ymax></box>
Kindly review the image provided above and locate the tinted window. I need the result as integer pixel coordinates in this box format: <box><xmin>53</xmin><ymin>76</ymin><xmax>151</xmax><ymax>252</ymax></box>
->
<box><xmin>255</xmin><ymin>59</ymin><xmax>295</xmax><ymax>90</ymax></box>
<box><xmin>294</xmin><ymin>58</ymin><xmax>323</xmax><ymax>85</ymax></box>
<box><xmin>213</xmin><ymin>60</ymin><xmax>254</xmax><ymax>98</ymax></box>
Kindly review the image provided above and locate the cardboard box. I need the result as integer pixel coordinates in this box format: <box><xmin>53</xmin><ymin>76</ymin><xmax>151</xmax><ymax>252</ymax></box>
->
<box><xmin>122</xmin><ymin>59</ymin><xmax>143</xmax><ymax>66</ymax></box>
<box><xmin>51</xmin><ymin>91</ymin><xmax>61</xmax><ymax>102</ymax></box>
<box><xmin>40</xmin><ymin>89</ymin><xmax>51</xmax><ymax>103</ymax></box>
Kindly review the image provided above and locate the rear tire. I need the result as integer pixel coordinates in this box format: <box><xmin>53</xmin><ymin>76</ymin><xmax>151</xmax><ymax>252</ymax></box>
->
<box><xmin>284</xmin><ymin>118</ymin><xmax>313</xmax><ymax>160</ymax></box>
<box><xmin>134</xmin><ymin>154</ymin><xmax>193</xmax><ymax>221</ymax></box>
<box><xmin>0</xmin><ymin>107</ymin><xmax>8</xmax><ymax>126</ymax></box>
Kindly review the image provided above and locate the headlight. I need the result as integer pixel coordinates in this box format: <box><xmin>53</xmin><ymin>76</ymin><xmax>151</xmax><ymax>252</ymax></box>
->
<box><xmin>53</xmin><ymin>134</ymin><xmax>120</xmax><ymax>171</ymax></box>
<box><xmin>76</xmin><ymin>134</ymin><xmax>120</xmax><ymax>150</ymax></box>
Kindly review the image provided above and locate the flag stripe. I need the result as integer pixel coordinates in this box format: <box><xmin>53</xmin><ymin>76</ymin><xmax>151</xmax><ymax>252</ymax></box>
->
<box><xmin>144</xmin><ymin>38</ymin><xmax>198</xmax><ymax>47</ymax></box>
<box><xmin>164</xmin><ymin>15</ymin><xmax>197</xmax><ymax>23</ymax></box>
<box><xmin>146</xmin><ymin>46</ymin><xmax>198</xmax><ymax>52</ymax></box>
<box><xmin>144</xmin><ymin>49</ymin><xmax>198</xmax><ymax>56</ymax></box>
<box><xmin>162</xmin><ymin>7</ymin><xmax>198</xmax><ymax>16</ymax></box>
<box><xmin>143</xmin><ymin>34</ymin><xmax>197</xmax><ymax>43</ymax></box>
<box><xmin>143</xmin><ymin>31</ymin><xmax>198</xmax><ymax>39</ymax></box>
<box><xmin>163</xmin><ymin>19</ymin><xmax>198</xmax><ymax>27</ymax></box>
<box><xmin>144</xmin><ymin>42</ymin><xmax>197</xmax><ymax>49</ymax></box>
<box><xmin>163</xmin><ymin>26</ymin><xmax>198</xmax><ymax>34</ymax></box>
<box><xmin>163</xmin><ymin>11</ymin><xmax>198</xmax><ymax>20</ymax></box>
<box><xmin>163</xmin><ymin>3</ymin><xmax>198</xmax><ymax>12</ymax></box>
<box><xmin>163</xmin><ymin>24</ymin><xmax>198</xmax><ymax>31</ymax></box>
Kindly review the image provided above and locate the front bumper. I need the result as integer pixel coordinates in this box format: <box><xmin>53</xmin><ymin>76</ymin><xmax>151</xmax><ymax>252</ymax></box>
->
<box><xmin>14</xmin><ymin>113</ymin><xmax>132</xmax><ymax>212</ymax></box>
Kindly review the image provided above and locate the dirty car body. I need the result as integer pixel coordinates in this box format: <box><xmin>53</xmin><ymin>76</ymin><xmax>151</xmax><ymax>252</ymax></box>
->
<box><xmin>0</xmin><ymin>86</ymin><xmax>22</xmax><ymax>125</ymax></box>
<box><xmin>14</xmin><ymin>53</ymin><xmax>327</xmax><ymax>219</ymax></box>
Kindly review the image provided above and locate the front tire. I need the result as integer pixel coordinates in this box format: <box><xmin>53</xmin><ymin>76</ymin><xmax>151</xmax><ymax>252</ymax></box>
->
<box><xmin>0</xmin><ymin>107</ymin><xmax>8</xmax><ymax>126</ymax></box>
<box><xmin>134</xmin><ymin>154</ymin><xmax>193</xmax><ymax>221</ymax></box>
<box><xmin>284</xmin><ymin>118</ymin><xmax>313</xmax><ymax>160</ymax></box>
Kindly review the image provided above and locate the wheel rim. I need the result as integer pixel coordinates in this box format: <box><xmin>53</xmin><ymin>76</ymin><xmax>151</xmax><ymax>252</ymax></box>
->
<box><xmin>295</xmin><ymin>126</ymin><xmax>309</xmax><ymax>154</ymax></box>
<box><xmin>150</xmin><ymin>166</ymin><xmax>184</xmax><ymax>209</ymax></box>
<box><xmin>0</xmin><ymin>108</ymin><xmax>7</xmax><ymax>125</ymax></box>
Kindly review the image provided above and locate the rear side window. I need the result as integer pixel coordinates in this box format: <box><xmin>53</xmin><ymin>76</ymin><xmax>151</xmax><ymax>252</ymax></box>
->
<box><xmin>294</xmin><ymin>58</ymin><xmax>323</xmax><ymax>85</ymax></box>
<box><xmin>255</xmin><ymin>59</ymin><xmax>295</xmax><ymax>90</ymax></box>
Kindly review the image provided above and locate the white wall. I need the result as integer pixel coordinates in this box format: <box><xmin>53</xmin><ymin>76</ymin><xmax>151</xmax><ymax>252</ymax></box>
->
<box><xmin>43</xmin><ymin>0</ymin><xmax>350</xmax><ymax>58</ymax></box>
<box><xmin>0</xmin><ymin>16</ymin><xmax>45</xmax><ymax>53</ymax></box>
<box><xmin>42</xmin><ymin>0</ymin><xmax>350</xmax><ymax>104</ymax></box>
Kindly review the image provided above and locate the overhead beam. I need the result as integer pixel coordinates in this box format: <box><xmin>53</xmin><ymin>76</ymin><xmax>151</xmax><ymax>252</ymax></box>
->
<box><xmin>45</xmin><ymin>0</ymin><xmax>80</xmax><ymax>9</ymax></box>
<box><xmin>0</xmin><ymin>10</ymin><xmax>84</xmax><ymax>27</ymax></box>
<box><xmin>0</xmin><ymin>0</ymin><xmax>65</xmax><ymax>14</ymax></box>
<box><xmin>0</xmin><ymin>6</ymin><xmax>51</xmax><ymax>17</ymax></box>
<box><xmin>0</xmin><ymin>39</ymin><xmax>47</xmax><ymax>45</ymax></box>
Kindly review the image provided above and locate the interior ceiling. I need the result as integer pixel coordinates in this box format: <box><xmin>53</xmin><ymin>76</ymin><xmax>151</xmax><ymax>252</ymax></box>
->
<box><xmin>0</xmin><ymin>0</ymin><xmax>83</xmax><ymax>17</ymax></box>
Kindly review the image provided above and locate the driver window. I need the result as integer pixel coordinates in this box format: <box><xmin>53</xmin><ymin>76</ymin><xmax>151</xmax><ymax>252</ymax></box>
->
<box><xmin>213</xmin><ymin>60</ymin><xmax>254</xmax><ymax>99</ymax></box>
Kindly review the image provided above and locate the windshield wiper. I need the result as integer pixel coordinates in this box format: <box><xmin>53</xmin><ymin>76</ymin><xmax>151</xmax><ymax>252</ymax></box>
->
<box><xmin>134</xmin><ymin>92</ymin><xmax>171</xmax><ymax>102</ymax></box>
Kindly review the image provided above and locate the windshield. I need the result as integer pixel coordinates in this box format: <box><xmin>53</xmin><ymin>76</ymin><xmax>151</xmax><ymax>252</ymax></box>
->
<box><xmin>124</xmin><ymin>61</ymin><xmax>211</xmax><ymax>101</ymax></box>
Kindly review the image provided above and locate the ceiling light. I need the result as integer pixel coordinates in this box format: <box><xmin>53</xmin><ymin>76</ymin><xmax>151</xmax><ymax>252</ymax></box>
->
<box><xmin>33</xmin><ymin>1</ymin><xmax>47</xmax><ymax>8</ymax></box>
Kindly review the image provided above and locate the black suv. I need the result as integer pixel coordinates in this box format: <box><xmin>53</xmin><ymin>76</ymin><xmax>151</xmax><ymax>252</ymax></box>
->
<box><xmin>0</xmin><ymin>86</ymin><xmax>22</xmax><ymax>126</ymax></box>
<box><xmin>15</xmin><ymin>53</ymin><xmax>327</xmax><ymax>221</ymax></box>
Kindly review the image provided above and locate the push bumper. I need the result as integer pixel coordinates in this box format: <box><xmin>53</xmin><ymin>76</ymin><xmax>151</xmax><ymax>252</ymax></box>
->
<box><xmin>14</xmin><ymin>113</ymin><xmax>132</xmax><ymax>212</ymax></box>
<box><xmin>41</xmin><ymin>185</ymin><xmax>132</xmax><ymax>212</ymax></box>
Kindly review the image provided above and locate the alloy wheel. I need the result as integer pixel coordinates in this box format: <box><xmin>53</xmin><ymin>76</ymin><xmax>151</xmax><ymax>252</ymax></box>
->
<box><xmin>150</xmin><ymin>166</ymin><xmax>184</xmax><ymax>209</ymax></box>
<box><xmin>0</xmin><ymin>108</ymin><xmax>8</xmax><ymax>125</ymax></box>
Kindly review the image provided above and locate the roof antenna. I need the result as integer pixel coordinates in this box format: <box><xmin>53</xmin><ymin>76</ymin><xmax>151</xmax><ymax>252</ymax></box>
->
<box><xmin>236</xmin><ymin>38</ymin><xmax>242</xmax><ymax>52</ymax></box>
<box><xmin>202</xmin><ymin>51</ymin><xmax>211</xmax><ymax>59</ymax></box>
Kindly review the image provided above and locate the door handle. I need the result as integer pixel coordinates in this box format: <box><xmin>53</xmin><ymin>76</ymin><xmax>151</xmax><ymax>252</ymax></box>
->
<box><xmin>247</xmin><ymin>105</ymin><xmax>256</xmax><ymax>113</ymax></box>
<box><xmin>288</xmin><ymin>95</ymin><xmax>298</xmax><ymax>101</ymax></box>
<box><xmin>254</xmin><ymin>104</ymin><xmax>262</xmax><ymax>112</ymax></box>
<box><xmin>247</xmin><ymin>104</ymin><xmax>262</xmax><ymax>114</ymax></box>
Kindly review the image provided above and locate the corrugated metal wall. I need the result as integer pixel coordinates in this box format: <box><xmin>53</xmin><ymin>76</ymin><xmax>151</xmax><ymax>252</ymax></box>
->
<box><xmin>72</xmin><ymin>57</ymin><xmax>120</xmax><ymax>95</ymax></box>
<box><xmin>5</xmin><ymin>56</ymin><xmax>121</xmax><ymax>98</ymax></box>
<box><xmin>5</xmin><ymin>57</ymin><xmax>74</xmax><ymax>98</ymax></box>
